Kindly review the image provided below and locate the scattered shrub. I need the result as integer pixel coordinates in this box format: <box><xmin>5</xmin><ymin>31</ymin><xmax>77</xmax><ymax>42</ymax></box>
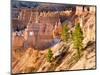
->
<box><xmin>72</xmin><ymin>23</ymin><xmax>83</xmax><ymax>58</ymax></box>
<box><xmin>47</xmin><ymin>48</ymin><xmax>53</xmax><ymax>63</ymax></box>
<box><xmin>61</xmin><ymin>24</ymin><xmax>69</xmax><ymax>42</ymax></box>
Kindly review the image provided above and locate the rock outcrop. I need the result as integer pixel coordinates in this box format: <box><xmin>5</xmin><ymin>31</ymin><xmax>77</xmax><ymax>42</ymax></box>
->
<box><xmin>12</xmin><ymin>5</ymin><xmax>96</xmax><ymax>74</ymax></box>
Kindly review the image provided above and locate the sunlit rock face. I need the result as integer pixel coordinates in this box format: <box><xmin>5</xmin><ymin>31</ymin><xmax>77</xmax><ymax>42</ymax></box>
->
<box><xmin>12</xmin><ymin>3</ymin><xmax>96</xmax><ymax>74</ymax></box>
<box><xmin>12</xmin><ymin>9</ymin><xmax>63</xmax><ymax>50</ymax></box>
<box><xmin>24</xmin><ymin>22</ymin><xmax>54</xmax><ymax>50</ymax></box>
<box><xmin>83</xmin><ymin>13</ymin><xmax>95</xmax><ymax>44</ymax></box>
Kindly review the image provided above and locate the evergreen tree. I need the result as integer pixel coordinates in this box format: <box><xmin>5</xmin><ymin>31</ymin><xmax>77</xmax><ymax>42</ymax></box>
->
<box><xmin>47</xmin><ymin>48</ymin><xmax>53</xmax><ymax>63</ymax></box>
<box><xmin>61</xmin><ymin>24</ymin><xmax>69</xmax><ymax>42</ymax></box>
<box><xmin>72</xmin><ymin>23</ymin><xmax>83</xmax><ymax>58</ymax></box>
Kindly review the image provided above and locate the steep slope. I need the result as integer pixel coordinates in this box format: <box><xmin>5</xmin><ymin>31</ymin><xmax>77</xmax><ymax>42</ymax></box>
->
<box><xmin>12</xmin><ymin>10</ymin><xmax>96</xmax><ymax>74</ymax></box>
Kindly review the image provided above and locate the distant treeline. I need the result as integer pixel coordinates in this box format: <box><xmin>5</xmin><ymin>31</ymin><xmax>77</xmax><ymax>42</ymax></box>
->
<box><xmin>11</xmin><ymin>0</ymin><xmax>76</xmax><ymax>12</ymax></box>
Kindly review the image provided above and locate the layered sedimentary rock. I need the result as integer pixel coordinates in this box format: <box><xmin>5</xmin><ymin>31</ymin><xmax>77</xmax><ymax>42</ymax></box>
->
<box><xmin>12</xmin><ymin>6</ymin><xmax>96</xmax><ymax>74</ymax></box>
<box><xmin>12</xmin><ymin>9</ymin><xmax>63</xmax><ymax>49</ymax></box>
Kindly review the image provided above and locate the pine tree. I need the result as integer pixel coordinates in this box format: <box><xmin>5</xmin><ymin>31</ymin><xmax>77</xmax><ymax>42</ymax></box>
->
<box><xmin>61</xmin><ymin>24</ymin><xmax>69</xmax><ymax>42</ymax></box>
<box><xmin>72</xmin><ymin>23</ymin><xmax>84</xmax><ymax>58</ymax></box>
<box><xmin>47</xmin><ymin>48</ymin><xmax>53</xmax><ymax>63</ymax></box>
